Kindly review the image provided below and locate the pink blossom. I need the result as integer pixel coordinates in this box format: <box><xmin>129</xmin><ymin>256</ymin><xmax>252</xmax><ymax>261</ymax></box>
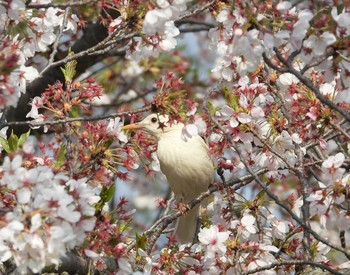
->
<box><xmin>107</xmin><ymin>117</ymin><xmax>128</xmax><ymax>143</ymax></box>
<box><xmin>291</xmin><ymin>9</ymin><xmax>313</xmax><ymax>49</ymax></box>
<box><xmin>198</xmin><ymin>225</ymin><xmax>230</xmax><ymax>260</ymax></box>
<box><xmin>231</xmin><ymin>214</ymin><xmax>257</xmax><ymax>240</ymax></box>
<box><xmin>331</xmin><ymin>7</ymin><xmax>350</xmax><ymax>37</ymax></box>
<box><xmin>306</xmin><ymin>106</ymin><xmax>319</xmax><ymax>120</ymax></box>
<box><xmin>303</xmin><ymin>32</ymin><xmax>336</xmax><ymax>58</ymax></box>
<box><xmin>322</xmin><ymin>152</ymin><xmax>345</xmax><ymax>181</ymax></box>
<box><xmin>0</xmin><ymin>156</ymin><xmax>98</xmax><ymax>273</ymax></box>
<box><xmin>268</xmin><ymin>215</ymin><xmax>289</xmax><ymax>240</ymax></box>
<box><xmin>276</xmin><ymin>1</ymin><xmax>292</xmax><ymax>12</ymax></box>
<box><xmin>181</xmin><ymin>123</ymin><xmax>198</xmax><ymax>141</ymax></box>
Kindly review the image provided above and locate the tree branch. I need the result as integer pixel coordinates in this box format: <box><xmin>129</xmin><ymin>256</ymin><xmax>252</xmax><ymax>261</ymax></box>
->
<box><xmin>26</xmin><ymin>0</ymin><xmax>98</xmax><ymax>9</ymax></box>
<box><xmin>1</xmin><ymin>106</ymin><xmax>152</xmax><ymax>130</ymax></box>
<box><xmin>7</xmin><ymin>16</ymin><xmax>117</xmax><ymax>134</ymax></box>
<box><xmin>271</xmin><ymin>47</ymin><xmax>350</xmax><ymax>123</ymax></box>
<box><xmin>126</xmin><ymin>168</ymin><xmax>268</xmax><ymax>254</ymax></box>
<box><xmin>242</xmin><ymin>260</ymin><xmax>344</xmax><ymax>275</ymax></box>
<box><xmin>206</xmin><ymin>108</ymin><xmax>350</xmax><ymax>259</ymax></box>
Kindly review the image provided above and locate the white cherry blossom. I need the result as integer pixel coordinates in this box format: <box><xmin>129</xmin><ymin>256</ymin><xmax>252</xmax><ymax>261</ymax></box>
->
<box><xmin>0</xmin><ymin>155</ymin><xmax>98</xmax><ymax>274</ymax></box>
<box><xmin>107</xmin><ymin>117</ymin><xmax>128</xmax><ymax>143</ymax></box>
<box><xmin>322</xmin><ymin>152</ymin><xmax>345</xmax><ymax>182</ymax></box>
<box><xmin>231</xmin><ymin>214</ymin><xmax>257</xmax><ymax>240</ymax></box>
<box><xmin>198</xmin><ymin>225</ymin><xmax>230</xmax><ymax>260</ymax></box>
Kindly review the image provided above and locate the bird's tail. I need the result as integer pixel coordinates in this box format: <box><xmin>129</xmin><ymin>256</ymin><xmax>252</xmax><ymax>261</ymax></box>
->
<box><xmin>175</xmin><ymin>204</ymin><xmax>201</xmax><ymax>244</ymax></box>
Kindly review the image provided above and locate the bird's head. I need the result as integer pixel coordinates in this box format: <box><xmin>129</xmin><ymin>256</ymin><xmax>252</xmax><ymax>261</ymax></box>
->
<box><xmin>122</xmin><ymin>113</ymin><xmax>182</xmax><ymax>139</ymax></box>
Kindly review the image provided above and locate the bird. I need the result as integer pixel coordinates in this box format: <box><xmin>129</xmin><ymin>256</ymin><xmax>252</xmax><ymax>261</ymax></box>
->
<box><xmin>122</xmin><ymin>113</ymin><xmax>214</xmax><ymax>244</ymax></box>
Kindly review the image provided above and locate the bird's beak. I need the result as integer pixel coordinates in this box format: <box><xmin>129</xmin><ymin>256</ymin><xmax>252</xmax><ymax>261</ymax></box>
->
<box><xmin>121</xmin><ymin>123</ymin><xmax>143</xmax><ymax>131</ymax></box>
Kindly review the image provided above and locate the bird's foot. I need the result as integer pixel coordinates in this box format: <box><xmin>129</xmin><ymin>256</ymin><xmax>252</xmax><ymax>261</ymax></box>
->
<box><xmin>175</xmin><ymin>202</ymin><xmax>189</xmax><ymax>215</ymax></box>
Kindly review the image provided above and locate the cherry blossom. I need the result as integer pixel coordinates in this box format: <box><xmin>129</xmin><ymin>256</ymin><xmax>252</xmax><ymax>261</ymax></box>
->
<box><xmin>267</xmin><ymin>215</ymin><xmax>289</xmax><ymax>240</ymax></box>
<box><xmin>231</xmin><ymin>214</ymin><xmax>258</xmax><ymax>240</ymax></box>
<box><xmin>331</xmin><ymin>7</ymin><xmax>350</xmax><ymax>37</ymax></box>
<box><xmin>322</xmin><ymin>152</ymin><xmax>346</xmax><ymax>182</ymax></box>
<box><xmin>198</xmin><ymin>225</ymin><xmax>230</xmax><ymax>260</ymax></box>
<box><xmin>107</xmin><ymin>117</ymin><xmax>128</xmax><ymax>143</ymax></box>
<box><xmin>0</xmin><ymin>155</ymin><xmax>98</xmax><ymax>274</ymax></box>
<box><xmin>0</xmin><ymin>39</ymin><xmax>38</xmax><ymax>107</ymax></box>
<box><xmin>1</xmin><ymin>0</ymin><xmax>350</xmax><ymax>274</ymax></box>
<box><xmin>303</xmin><ymin>32</ymin><xmax>336</xmax><ymax>58</ymax></box>
<box><xmin>0</xmin><ymin>0</ymin><xmax>25</xmax><ymax>21</ymax></box>
<box><xmin>291</xmin><ymin>9</ymin><xmax>313</xmax><ymax>50</ymax></box>
<box><xmin>210</xmin><ymin>8</ymin><xmax>264</xmax><ymax>80</ymax></box>
<box><xmin>127</xmin><ymin>0</ymin><xmax>187</xmax><ymax>60</ymax></box>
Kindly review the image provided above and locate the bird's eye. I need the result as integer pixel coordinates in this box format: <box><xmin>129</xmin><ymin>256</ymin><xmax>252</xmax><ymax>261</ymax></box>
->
<box><xmin>151</xmin><ymin>117</ymin><xmax>158</xmax><ymax>123</ymax></box>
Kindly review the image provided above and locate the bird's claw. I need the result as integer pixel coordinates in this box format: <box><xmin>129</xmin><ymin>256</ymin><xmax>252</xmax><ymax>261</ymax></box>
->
<box><xmin>176</xmin><ymin>202</ymin><xmax>189</xmax><ymax>215</ymax></box>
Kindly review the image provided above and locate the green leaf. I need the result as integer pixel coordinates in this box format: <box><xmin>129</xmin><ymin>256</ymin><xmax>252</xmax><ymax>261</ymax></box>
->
<box><xmin>54</xmin><ymin>145</ymin><xmax>67</xmax><ymax>167</ymax></box>
<box><xmin>135</xmin><ymin>232</ymin><xmax>147</xmax><ymax>252</ymax></box>
<box><xmin>18</xmin><ymin>130</ymin><xmax>31</xmax><ymax>147</ymax></box>
<box><xmin>310</xmin><ymin>241</ymin><xmax>318</xmax><ymax>258</ymax></box>
<box><xmin>70</xmin><ymin>106</ymin><xmax>80</xmax><ymax>118</ymax></box>
<box><xmin>104</xmin><ymin>138</ymin><xmax>114</xmax><ymax>149</ymax></box>
<box><xmin>94</xmin><ymin>184</ymin><xmax>114</xmax><ymax>211</ymax></box>
<box><xmin>207</xmin><ymin>100</ymin><xmax>221</xmax><ymax>116</ymax></box>
<box><xmin>255</xmin><ymin>189</ymin><xmax>265</xmax><ymax>200</ymax></box>
<box><xmin>94</xmin><ymin>185</ymin><xmax>115</xmax><ymax>211</ymax></box>
<box><xmin>60</xmin><ymin>50</ymin><xmax>77</xmax><ymax>83</ymax></box>
<box><xmin>223</xmin><ymin>87</ymin><xmax>239</xmax><ymax>109</ymax></box>
<box><xmin>0</xmin><ymin>136</ymin><xmax>10</xmax><ymax>153</ymax></box>
<box><xmin>10</xmin><ymin>22</ymin><xmax>28</xmax><ymax>37</ymax></box>
<box><xmin>8</xmin><ymin>131</ymin><xmax>19</xmax><ymax>152</ymax></box>
<box><xmin>207</xmin><ymin>100</ymin><xmax>214</xmax><ymax>115</ymax></box>
<box><xmin>101</xmin><ymin>184</ymin><xmax>115</xmax><ymax>204</ymax></box>
<box><xmin>119</xmin><ymin>221</ymin><xmax>131</xmax><ymax>233</ymax></box>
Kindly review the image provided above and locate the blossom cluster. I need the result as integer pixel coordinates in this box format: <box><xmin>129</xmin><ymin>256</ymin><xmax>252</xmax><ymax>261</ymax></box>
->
<box><xmin>84</xmin><ymin>197</ymin><xmax>134</xmax><ymax>271</ymax></box>
<box><xmin>0</xmin><ymin>0</ymin><xmax>79</xmax><ymax>107</ymax></box>
<box><xmin>0</xmin><ymin>1</ymin><xmax>79</xmax><ymax>59</ymax></box>
<box><xmin>0</xmin><ymin>155</ymin><xmax>99</xmax><ymax>274</ymax></box>
<box><xmin>116</xmin><ymin>0</ymin><xmax>188</xmax><ymax>60</ymax></box>
<box><xmin>1</xmin><ymin>0</ymin><xmax>350</xmax><ymax>274</ymax></box>
<box><xmin>308</xmin><ymin>152</ymin><xmax>350</xmax><ymax>231</ymax></box>
<box><xmin>0</xmin><ymin>39</ymin><xmax>38</xmax><ymax>107</ymax></box>
<box><xmin>211</xmin><ymin>76</ymin><xmax>301</xmax><ymax>174</ymax></box>
<box><xmin>209</xmin><ymin>2</ymin><xmax>350</xmax><ymax>94</ymax></box>
<box><xmin>26</xmin><ymin>76</ymin><xmax>104</xmax><ymax>132</ymax></box>
<box><xmin>209</xmin><ymin>9</ymin><xmax>264</xmax><ymax>81</ymax></box>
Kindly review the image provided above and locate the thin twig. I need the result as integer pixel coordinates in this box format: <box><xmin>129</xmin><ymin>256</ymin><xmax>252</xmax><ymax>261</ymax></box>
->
<box><xmin>46</xmin><ymin>8</ymin><xmax>71</xmax><ymax>69</ymax></box>
<box><xmin>175</xmin><ymin>0</ymin><xmax>217</xmax><ymax>22</ymax></box>
<box><xmin>206</xmin><ymin>108</ymin><xmax>350</xmax><ymax>259</ymax></box>
<box><xmin>39</xmin><ymin>28</ymin><xmax>131</xmax><ymax>77</ymax></box>
<box><xmin>249</xmin><ymin>127</ymin><xmax>299</xmax><ymax>174</ymax></box>
<box><xmin>300</xmin><ymin>49</ymin><xmax>334</xmax><ymax>74</ymax></box>
<box><xmin>126</xmin><ymin>169</ymin><xmax>268</xmax><ymax>253</ymax></box>
<box><xmin>329</xmin><ymin>120</ymin><xmax>350</xmax><ymax>141</ymax></box>
<box><xmin>178</xmin><ymin>26</ymin><xmax>212</xmax><ymax>33</ymax></box>
<box><xmin>176</xmin><ymin>19</ymin><xmax>216</xmax><ymax>28</ymax></box>
<box><xmin>262</xmin><ymin>52</ymin><xmax>288</xmax><ymax>73</ymax></box>
<box><xmin>1</xmin><ymin>106</ymin><xmax>152</xmax><ymax>130</ymax></box>
<box><xmin>272</xmin><ymin>47</ymin><xmax>350</xmax><ymax>123</ymax></box>
<box><xmin>305</xmin><ymin>124</ymin><xmax>350</xmax><ymax>150</ymax></box>
<box><xmin>26</xmin><ymin>0</ymin><xmax>98</xmax><ymax>9</ymax></box>
<box><xmin>242</xmin><ymin>259</ymin><xmax>343</xmax><ymax>275</ymax></box>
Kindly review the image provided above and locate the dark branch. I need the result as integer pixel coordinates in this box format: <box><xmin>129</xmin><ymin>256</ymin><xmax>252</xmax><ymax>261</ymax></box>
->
<box><xmin>26</xmin><ymin>0</ymin><xmax>98</xmax><ymax>9</ymax></box>
<box><xmin>1</xmin><ymin>106</ymin><xmax>151</xmax><ymax>130</ymax></box>
<box><xmin>242</xmin><ymin>260</ymin><xmax>344</xmax><ymax>275</ymax></box>
<box><xmin>206</xmin><ymin>107</ymin><xmax>350</xmax><ymax>259</ymax></box>
<box><xmin>6</xmin><ymin>19</ymin><xmax>112</xmax><ymax>134</ymax></box>
<box><xmin>272</xmin><ymin>47</ymin><xmax>350</xmax><ymax>123</ymax></box>
<box><xmin>128</xmin><ymin>168</ymin><xmax>269</xmax><ymax>254</ymax></box>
